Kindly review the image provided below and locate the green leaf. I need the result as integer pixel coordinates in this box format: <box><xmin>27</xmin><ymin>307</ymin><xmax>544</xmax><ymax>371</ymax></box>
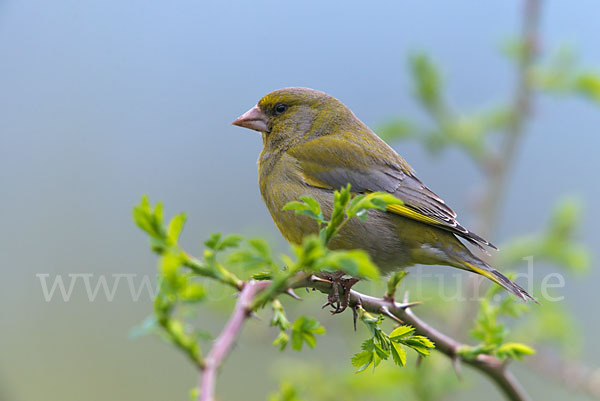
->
<box><xmin>374</xmin><ymin>343</ymin><xmax>390</xmax><ymax>361</ymax></box>
<box><xmin>249</xmin><ymin>238</ymin><xmax>271</xmax><ymax>258</ymax></box>
<box><xmin>167</xmin><ymin>213</ymin><xmax>187</xmax><ymax>245</ymax></box>
<box><xmin>390</xmin><ymin>342</ymin><xmax>407</xmax><ymax>366</ymax></box>
<box><xmin>389</xmin><ymin>325</ymin><xmax>415</xmax><ymax>340</ymax></box>
<box><xmin>167</xmin><ymin>319</ymin><xmax>186</xmax><ymax>340</ymax></box>
<box><xmin>269</xmin><ymin>381</ymin><xmax>304</xmax><ymax>401</ymax></box>
<box><xmin>376</xmin><ymin>119</ymin><xmax>416</xmax><ymax>143</ymax></box>
<box><xmin>385</xmin><ymin>271</ymin><xmax>408</xmax><ymax>300</ymax></box>
<box><xmin>204</xmin><ymin>233</ymin><xmax>222</xmax><ymax>250</ymax></box>
<box><xmin>351</xmin><ymin>350</ymin><xmax>374</xmax><ymax>373</ymax></box>
<box><xmin>351</xmin><ymin>337</ymin><xmax>389</xmax><ymax>373</ymax></box>
<box><xmin>273</xmin><ymin>331</ymin><xmax>290</xmax><ymax>351</ymax></box>
<box><xmin>250</xmin><ymin>271</ymin><xmax>272</xmax><ymax>280</ymax></box>
<box><xmin>410</xmin><ymin>53</ymin><xmax>442</xmax><ymax>109</ymax></box>
<box><xmin>228</xmin><ymin>238</ymin><xmax>274</xmax><ymax>272</ymax></box>
<box><xmin>456</xmin><ymin>344</ymin><xmax>497</xmax><ymax>359</ymax></box>
<box><xmin>496</xmin><ymin>342</ymin><xmax>535</xmax><ymax>360</ymax></box>
<box><xmin>282</xmin><ymin>201</ymin><xmax>308</xmax><ymax>211</ymax></box>
<box><xmin>180</xmin><ymin>282</ymin><xmax>206</xmax><ymax>302</ymax></box>
<box><xmin>132</xmin><ymin>196</ymin><xmax>166</xmax><ymax>240</ymax></box>
<box><xmin>347</xmin><ymin>192</ymin><xmax>403</xmax><ymax>218</ymax></box>
<box><xmin>321</xmin><ymin>185</ymin><xmax>352</xmax><ymax>242</ymax></box>
<box><xmin>283</xmin><ymin>196</ymin><xmax>324</xmax><ymax>223</ymax></box>
<box><xmin>161</xmin><ymin>251</ymin><xmax>183</xmax><ymax>288</ymax></box>
<box><xmin>470</xmin><ymin>298</ymin><xmax>507</xmax><ymax>346</ymax></box>
<box><xmin>153</xmin><ymin>202</ymin><xmax>164</xmax><ymax>228</ymax></box>
<box><xmin>132</xmin><ymin>195</ymin><xmax>152</xmax><ymax>233</ymax></box>
<box><xmin>300</xmin><ymin>196</ymin><xmax>322</xmax><ymax>216</ymax></box>
<box><xmin>219</xmin><ymin>233</ymin><xmax>243</xmax><ymax>250</ymax></box>
<box><xmin>574</xmin><ymin>72</ymin><xmax>600</xmax><ymax>103</ymax></box>
<box><xmin>402</xmin><ymin>336</ymin><xmax>435</xmax><ymax>356</ymax></box>
<box><xmin>271</xmin><ymin>299</ymin><xmax>290</xmax><ymax>330</ymax></box>
<box><xmin>290</xmin><ymin>316</ymin><xmax>325</xmax><ymax>351</ymax></box>
<box><xmin>204</xmin><ymin>233</ymin><xmax>243</xmax><ymax>251</ymax></box>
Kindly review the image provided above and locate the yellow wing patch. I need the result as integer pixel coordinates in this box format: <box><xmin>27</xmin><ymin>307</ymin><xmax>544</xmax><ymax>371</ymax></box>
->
<box><xmin>386</xmin><ymin>203</ymin><xmax>442</xmax><ymax>226</ymax></box>
<box><xmin>301</xmin><ymin>172</ymin><xmax>333</xmax><ymax>190</ymax></box>
<box><xmin>462</xmin><ymin>261</ymin><xmax>497</xmax><ymax>283</ymax></box>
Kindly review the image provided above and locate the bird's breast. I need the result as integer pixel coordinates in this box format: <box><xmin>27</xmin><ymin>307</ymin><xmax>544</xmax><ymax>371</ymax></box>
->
<box><xmin>258</xmin><ymin>151</ymin><xmax>324</xmax><ymax>244</ymax></box>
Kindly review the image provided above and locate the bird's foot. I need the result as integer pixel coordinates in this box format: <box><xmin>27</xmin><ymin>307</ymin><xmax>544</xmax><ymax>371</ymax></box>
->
<box><xmin>319</xmin><ymin>271</ymin><xmax>359</xmax><ymax>314</ymax></box>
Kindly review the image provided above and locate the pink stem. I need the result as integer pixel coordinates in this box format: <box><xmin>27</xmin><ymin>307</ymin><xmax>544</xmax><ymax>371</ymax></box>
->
<box><xmin>198</xmin><ymin>280</ymin><xmax>269</xmax><ymax>401</ymax></box>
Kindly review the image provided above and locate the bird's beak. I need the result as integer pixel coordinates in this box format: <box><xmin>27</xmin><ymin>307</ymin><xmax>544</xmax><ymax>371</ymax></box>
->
<box><xmin>232</xmin><ymin>105</ymin><xmax>270</xmax><ymax>132</ymax></box>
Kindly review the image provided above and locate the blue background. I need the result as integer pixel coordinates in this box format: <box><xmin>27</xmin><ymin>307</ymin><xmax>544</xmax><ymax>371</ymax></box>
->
<box><xmin>1</xmin><ymin>1</ymin><xmax>598</xmax><ymax>400</ymax></box>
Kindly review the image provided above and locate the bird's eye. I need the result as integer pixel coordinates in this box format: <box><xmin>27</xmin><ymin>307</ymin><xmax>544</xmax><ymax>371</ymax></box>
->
<box><xmin>274</xmin><ymin>104</ymin><xmax>287</xmax><ymax>114</ymax></box>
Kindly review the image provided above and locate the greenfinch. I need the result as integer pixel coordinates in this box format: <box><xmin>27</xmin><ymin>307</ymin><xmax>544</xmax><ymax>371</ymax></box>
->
<box><xmin>233</xmin><ymin>87</ymin><xmax>534</xmax><ymax>302</ymax></box>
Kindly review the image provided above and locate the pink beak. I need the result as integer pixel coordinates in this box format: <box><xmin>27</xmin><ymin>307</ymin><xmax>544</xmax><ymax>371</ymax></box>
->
<box><xmin>232</xmin><ymin>105</ymin><xmax>270</xmax><ymax>132</ymax></box>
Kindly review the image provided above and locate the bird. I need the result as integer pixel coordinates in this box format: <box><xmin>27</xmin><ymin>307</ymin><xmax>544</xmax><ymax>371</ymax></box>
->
<box><xmin>232</xmin><ymin>87</ymin><xmax>535</xmax><ymax>303</ymax></box>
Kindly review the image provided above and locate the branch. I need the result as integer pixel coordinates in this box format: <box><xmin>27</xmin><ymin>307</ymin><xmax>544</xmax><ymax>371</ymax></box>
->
<box><xmin>293</xmin><ymin>276</ymin><xmax>532</xmax><ymax>401</ymax></box>
<box><xmin>479</xmin><ymin>0</ymin><xmax>542</xmax><ymax>234</ymax></box>
<box><xmin>195</xmin><ymin>274</ymin><xmax>531</xmax><ymax>401</ymax></box>
<box><xmin>198</xmin><ymin>280</ymin><xmax>269</xmax><ymax>401</ymax></box>
<box><xmin>463</xmin><ymin>0</ymin><xmax>543</xmax><ymax>335</ymax></box>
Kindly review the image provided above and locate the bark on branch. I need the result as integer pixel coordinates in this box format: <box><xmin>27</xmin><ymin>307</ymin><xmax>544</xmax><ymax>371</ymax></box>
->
<box><xmin>198</xmin><ymin>275</ymin><xmax>531</xmax><ymax>401</ymax></box>
<box><xmin>293</xmin><ymin>276</ymin><xmax>532</xmax><ymax>401</ymax></box>
<box><xmin>198</xmin><ymin>280</ymin><xmax>269</xmax><ymax>401</ymax></box>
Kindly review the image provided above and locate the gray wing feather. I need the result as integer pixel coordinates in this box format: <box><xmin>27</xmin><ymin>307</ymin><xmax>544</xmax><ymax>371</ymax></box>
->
<box><xmin>300</xmin><ymin>161</ymin><xmax>497</xmax><ymax>250</ymax></box>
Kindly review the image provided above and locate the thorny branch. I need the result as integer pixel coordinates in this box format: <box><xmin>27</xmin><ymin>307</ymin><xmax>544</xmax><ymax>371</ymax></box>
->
<box><xmin>198</xmin><ymin>275</ymin><xmax>531</xmax><ymax>401</ymax></box>
<box><xmin>297</xmin><ymin>276</ymin><xmax>532</xmax><ymax>401</ymax></box>
<box><xmin>198</xmin><ymin>280</ymin><xmax>269</xmax><ymax>401</ymax></box>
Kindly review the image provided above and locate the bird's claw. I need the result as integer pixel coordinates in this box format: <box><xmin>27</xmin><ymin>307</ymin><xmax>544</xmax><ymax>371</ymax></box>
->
<box><xmin>318</xmin><ymin>271</ymin><xmax>359</xmax><ymax>314</ymax></box>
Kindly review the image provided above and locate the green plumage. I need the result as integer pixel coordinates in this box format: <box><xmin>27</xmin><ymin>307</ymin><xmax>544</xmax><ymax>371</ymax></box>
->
<box><xmin>234</xmin><ymin>87</ymin><xmax>535</xmax><ymax>302</ymax></box>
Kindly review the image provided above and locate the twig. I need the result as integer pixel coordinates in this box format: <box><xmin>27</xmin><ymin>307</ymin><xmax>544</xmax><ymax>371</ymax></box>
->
<box><xmin>198</xmin><ymin>280</ymin><xmax>269</xmax><ymax>401</ymax></box>
<box><xmin>295</xmin><ymin>277</ymin><xmax>532</xmax><ymax>401</ymax></box>
<box><xmin>194</xmin><ymin>273</ymin><xmax>531</xmax><ymax>401</ymax></box>
<box><xmin>479</xmin><ymin>0</ymin><xmax>542</xmax><ymax>236</ymax></box>
<box><xmin>461</xmin><ymin>0</ymin><xmax>543</xmax><ymax>331</ymax></box>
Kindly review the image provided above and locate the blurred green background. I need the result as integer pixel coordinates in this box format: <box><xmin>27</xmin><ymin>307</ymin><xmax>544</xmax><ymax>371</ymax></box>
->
<box><xmin>1</xmin><ymin>1</ymin><xmax>599</xmax><ymax>400</ymax></box>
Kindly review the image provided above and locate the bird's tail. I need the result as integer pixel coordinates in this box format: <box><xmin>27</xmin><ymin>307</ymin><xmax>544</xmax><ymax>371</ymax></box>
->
<box><xmin>459</xmin><ymin>258</ymin><xmax>538</xmax><ymax>303</ymax></box>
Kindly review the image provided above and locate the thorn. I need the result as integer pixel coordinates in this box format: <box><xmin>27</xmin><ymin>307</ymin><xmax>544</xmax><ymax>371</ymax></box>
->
<box><xmin>380</xmin><ymin>305</ymin><xmax>404</xmax><ymax>324</ymax></box>
<box><xmin>396</xmin><ymin>301</ymin><xmax>422</xmax><ymax>310</ymax></box>
<box><xmin>352</xmin><ymin>306</ymin><xmax>358</xmax><ymax>331</ymax></box>
<box><xmin>452</xmin><ymin>356</ymin><xmax>463</xmax><ymax>380</ymax></box>
<box><xmin>284</xmin><ymin>288</ymin><xmax>302</xmax><ymax>301</ymax></box>
<box><xmin>321</xmin><ymin>301</ymin><xmax>332</xmax><ymax>309</ymax></box>
<box><xmin>248</xmin><ymin>312</ymin><xmax>260</xmax><ymax>321</ymax></box>
<box><xmin>309</xmin><ymin>274</ymin><xmax>331</xmax><ymax>284</ymax></box>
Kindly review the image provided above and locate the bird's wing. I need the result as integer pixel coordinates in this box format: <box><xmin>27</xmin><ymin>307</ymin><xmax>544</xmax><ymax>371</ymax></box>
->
<box><xmin>288</xmin><ymin>134</ymin><xmax>496</xmax><ymax>250</ymax></box>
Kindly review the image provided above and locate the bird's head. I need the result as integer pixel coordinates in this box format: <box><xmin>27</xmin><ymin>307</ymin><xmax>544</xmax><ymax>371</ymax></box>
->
<box><xmin>232</xmin><ymin>87</ymin><xmax>357</xmax><ymax>148</ymax></box>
